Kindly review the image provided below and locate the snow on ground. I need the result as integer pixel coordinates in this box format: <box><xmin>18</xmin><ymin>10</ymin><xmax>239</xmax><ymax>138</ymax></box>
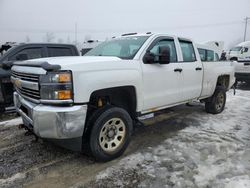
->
<box><xmin>0</xmin><ymin>117</ymin><xmax>22</xmax><ymax>128</ymax></box>
<box><xmin>87</xmin><ymin>89</ymin><xmax>250</xmax><ymax>188</ymax></box>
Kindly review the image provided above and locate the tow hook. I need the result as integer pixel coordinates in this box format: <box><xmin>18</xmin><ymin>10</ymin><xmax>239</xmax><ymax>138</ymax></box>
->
<box><xmin>18</xmin><ymin>124</ymin><xmax>39</xmax><ymax>142</ymax></box>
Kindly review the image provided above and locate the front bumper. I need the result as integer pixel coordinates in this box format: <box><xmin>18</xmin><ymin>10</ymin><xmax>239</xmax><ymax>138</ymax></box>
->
<box><xmin>235</xmin><ymin>72</ymin><xmax>250</xmax><ymax>82</ymax></box>
<box><xmin>14</xmin><ymin>92</ymin><xmax>87</xmax><ymax>151</ymax></box>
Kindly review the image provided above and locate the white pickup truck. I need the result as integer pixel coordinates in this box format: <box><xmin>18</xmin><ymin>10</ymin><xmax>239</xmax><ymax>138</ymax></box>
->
<box><xmin>11</xmin><ymin>33</ymin><xmax>235</xmax><ymax>161</ymax></box>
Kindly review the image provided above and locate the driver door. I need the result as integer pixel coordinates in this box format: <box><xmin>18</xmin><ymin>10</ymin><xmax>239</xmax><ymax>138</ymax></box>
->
<box><xmin>141</xmin><ymin>37</ymin><xmax>182</xmax><ymax>111</ymax></box>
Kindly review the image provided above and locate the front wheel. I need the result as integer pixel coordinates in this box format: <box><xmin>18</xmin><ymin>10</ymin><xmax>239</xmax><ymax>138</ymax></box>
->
<box><xmin>205</xmin><ymin>86</ymin><xmax>226</xmax><ymax>114</ymax></box>
<box><xmin>88</xmin><ymin>106</ymin><xmax>133</xmax><ymax>162</ymax></box>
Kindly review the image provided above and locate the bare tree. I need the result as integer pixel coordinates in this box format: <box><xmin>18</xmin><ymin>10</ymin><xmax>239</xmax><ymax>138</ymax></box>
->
<box><xmin>57</xmin><ymin>38</ymin><xmax>64</xmax><ymax>43</ymax></box>
<box><xmin>45</xmin><ymin>32</ymin><xmax>55</xmax><ymax>43</ymax></box>
<box><xmin>67</xmin><ymin>35</ymin><xmax>71</xmax><ymax>44</ymax></box>
<box><xmin>25</xmin><ymin>35</ymin><xmax>30</xmax><ymax>43</ymax></box>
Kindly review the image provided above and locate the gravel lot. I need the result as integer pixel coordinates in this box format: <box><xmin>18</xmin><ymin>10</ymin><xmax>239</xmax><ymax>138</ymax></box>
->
<box><xmin>0</xmin><ymin>84</ymin><xmax>250</xmax><ymax>188</ymax></box>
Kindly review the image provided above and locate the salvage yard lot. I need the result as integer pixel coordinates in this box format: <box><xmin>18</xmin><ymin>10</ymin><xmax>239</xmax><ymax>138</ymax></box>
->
<box><xmin>1</xmin><ymin>84</ymin><xmax>250</xmax><ymax>188</ymax></box>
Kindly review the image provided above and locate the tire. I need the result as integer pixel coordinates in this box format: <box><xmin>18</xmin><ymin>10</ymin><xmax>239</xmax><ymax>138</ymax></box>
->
<box><xmin>88</xmin><ymin>106</ymin><xmax>133</xmax><ymax>162</ymax></box>
<box><xmin>205</xmin><ymin>86</ymin><xmax>226</xmax><ymax>114</ymax></box>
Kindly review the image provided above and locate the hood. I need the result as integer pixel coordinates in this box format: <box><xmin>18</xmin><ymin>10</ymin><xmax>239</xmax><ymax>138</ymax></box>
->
<box><xmin>13</xmin><ymin>56</ymin><xmax>139</xmax><ymax>73</ymax></box>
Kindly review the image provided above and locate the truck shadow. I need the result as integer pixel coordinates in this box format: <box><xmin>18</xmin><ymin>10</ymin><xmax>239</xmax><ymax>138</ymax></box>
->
<box><xmin>236</xmin><ymin>82</ymin><xmax>250</xmax><ymax>91</ymax></box>
<box><xmin>126</xmin><ymin>104</ymin><xmax>203</xmax><ymax>155</ymax></box>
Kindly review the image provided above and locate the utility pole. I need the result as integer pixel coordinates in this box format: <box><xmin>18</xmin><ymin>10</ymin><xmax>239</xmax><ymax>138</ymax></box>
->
<box><xmin>75</xmin><ymin>22</ymin><xmax>78</xmax><ymax>46</ymax></box>
<box><xmin>244</xmin><ymin>17</ymin><xmax>250</xmax><ymax>41</ymax></box>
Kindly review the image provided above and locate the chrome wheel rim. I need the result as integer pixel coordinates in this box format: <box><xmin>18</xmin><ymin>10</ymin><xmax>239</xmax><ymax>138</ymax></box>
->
<box><xmin>215</xmin><ymin>92</ymin><xmax>224</xmax><ymax>111</ymax></box>
<box><xmin>99</xmin><ymin>118</ymin><xmax>126</xmax><ymax>153</ymax></box>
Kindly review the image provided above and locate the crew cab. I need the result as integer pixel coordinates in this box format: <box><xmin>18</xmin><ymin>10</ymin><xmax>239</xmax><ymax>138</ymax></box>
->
<box><xmin>0</xmin><ymin>43</ymin><xmax>79</xmax><ymax>112</ymax></box>
<box><xmin>11</xmin><ymin>33</ymin><xmax>235</xmax><ymax>161</ymax></box>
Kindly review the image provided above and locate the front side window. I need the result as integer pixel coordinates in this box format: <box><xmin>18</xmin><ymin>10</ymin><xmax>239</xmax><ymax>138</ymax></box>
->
<box><xmin>207</xmin><ymin>50</ymin><xmax>214</xmax><ymax>61</ymax></box>
<box><xmin>85</xmin><ymin>36</ymin><xmax>149</xmax><ymax>59</ymax></box>
<box><xmin>9</xmin><ymin>48</ymin><xmax>43</xmax><ymax>61</ymax></box>
<box><xmin>149</xmin><ymin>39</ymin><xmax>177</xmax><ymax>62</ymax></box>
<box><xmin>179</xmin><ymin>40</ymin><xmax>196</xmax><ymax>62</ymax></box>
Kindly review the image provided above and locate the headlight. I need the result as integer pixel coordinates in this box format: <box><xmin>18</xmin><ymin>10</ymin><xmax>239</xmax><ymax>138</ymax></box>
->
<box><xmin>40</xmin><ymin>71</ymin><xmax>73</xmax><ymax>102</ymax></box>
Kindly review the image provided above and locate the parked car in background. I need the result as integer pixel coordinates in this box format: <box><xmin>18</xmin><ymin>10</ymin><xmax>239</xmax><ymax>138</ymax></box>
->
<box><xmin>0</xmin><ymin>43</ymin><xmax>79</xmax><ymax>112</ymax></box>
<box><xmin>197</xmin><ymin>43</ymin><xmax>221</xmax><ymax>62</ymax></box>
<box><xmin>12</xmin><ymin>33</ymin><xmax>235</xmax><ymax>161</ymax></box>
<box><xmin>81</xmin><ymin>40</ymin><xmax>102</xmax><ymax>55</ymax></box>
<box><xmin>235</xmin><ymin>57</ymin><xmax>250</xmax><ymax>84</ymax></box>
<box><xmin>227</xmin><ymin>41</ymin><xmax>250</xmax><ymax>61</ymax></box>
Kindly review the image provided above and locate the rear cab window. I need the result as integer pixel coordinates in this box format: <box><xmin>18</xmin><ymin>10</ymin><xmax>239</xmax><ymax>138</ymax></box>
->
<box><xmin>198</xmin><ymin>48</ymin><xmax>219</xmax><ymax>62</ymax></box>
<box><xmin>179</xmin><ymin>40</ymin><xmax>196</xmax><ymax>62</ymax></box>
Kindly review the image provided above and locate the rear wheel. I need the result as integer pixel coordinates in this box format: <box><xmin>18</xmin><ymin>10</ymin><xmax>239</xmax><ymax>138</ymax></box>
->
<box><xmin>205</xmin><ymin>86</ymin><xmax>226</xmax><ymax>114</ymax></box>
<box><xmin>88</xmin><ymin>106</ymin><xmax>133</xmax><ymax>162</ymax></box>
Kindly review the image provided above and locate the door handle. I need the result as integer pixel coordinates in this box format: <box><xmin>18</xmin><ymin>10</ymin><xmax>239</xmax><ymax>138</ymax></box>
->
<box><xmin>195</xmin><ymin>67</ymin><xmax>202</xmax><ymax>71</ymax></box>
<box><xmin>174</xmin><ymin>68</ymin><xmax>183</xmax><ymax>73</ymax></box>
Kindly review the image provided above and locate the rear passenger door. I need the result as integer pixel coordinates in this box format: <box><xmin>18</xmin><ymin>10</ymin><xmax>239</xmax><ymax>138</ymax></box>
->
<box><xmin>178</xmin><ymin>40</ymin><xmax>203</xmax><ymax>101</ymax></box>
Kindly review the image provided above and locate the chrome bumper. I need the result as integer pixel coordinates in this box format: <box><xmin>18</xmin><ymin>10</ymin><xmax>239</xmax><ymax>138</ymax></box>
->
<box><xmin>14</xmin><ymin>92</ymin><xmax>87</xmax><ymax>145</ymax></box>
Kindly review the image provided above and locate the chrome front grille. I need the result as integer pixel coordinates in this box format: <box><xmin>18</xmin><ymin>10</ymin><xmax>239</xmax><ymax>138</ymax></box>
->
<box><xmin>11</xmin><ymin>70</ymin><xmax>41</xmax><ymax>101</ymax></box>
<box><xmin>12</xmin><ymin>71</ymin><xmax>40</xmax><ymax>82</ymax></box>
<box><xmin>15</xmin><ymin>87</ymin><xmax>40</xmax><ymax>100</ymax></box>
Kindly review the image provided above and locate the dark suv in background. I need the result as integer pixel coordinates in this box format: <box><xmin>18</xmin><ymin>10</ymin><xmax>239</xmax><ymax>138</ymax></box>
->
<box><xmin>0</xmin><ymin>43</ymin><xmax>79</xmax><ymax>112</ymax></box>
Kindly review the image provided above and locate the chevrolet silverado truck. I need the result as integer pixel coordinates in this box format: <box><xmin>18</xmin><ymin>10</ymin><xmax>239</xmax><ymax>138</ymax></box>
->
<box><xmin>11</xmin><ymin>33</ymin><xmax>235</xmax><ymax>161</ymax></box>
<box><xmin>0</xmin><ymin>43</ymin><xmax>79</xmax><ymax>112</ymax></box>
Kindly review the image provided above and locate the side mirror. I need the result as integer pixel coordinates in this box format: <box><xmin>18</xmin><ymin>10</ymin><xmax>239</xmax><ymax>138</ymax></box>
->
<box><xmin>158</xmin><ymin>46</ymin><xmax>170</xmax><ymax>64</ymax></box>
<box><xmin>143</xmin><ymin>52</ymin><xmax>156</xmax><ymax>64</ymax></box>
<box><xmin>16</xmin><ymin>54</ymin><xmax>28</xmax><ymax>61</ymax></box>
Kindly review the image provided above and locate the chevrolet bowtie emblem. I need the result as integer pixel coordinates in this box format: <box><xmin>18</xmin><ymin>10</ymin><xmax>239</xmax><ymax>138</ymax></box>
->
<box><xmin>15</xmin><ymin>78</ymin><xmax>22</xmax><ymax>88</ymax></box>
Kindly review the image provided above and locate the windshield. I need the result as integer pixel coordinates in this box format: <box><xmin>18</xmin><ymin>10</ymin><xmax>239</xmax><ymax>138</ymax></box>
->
<box><xmin>230</xmin><ymin>46</ymin><xmax>242</xmax><ymax>52</ymax></box>
<box><xmin>85</xmin><ymin>36</ymin><xmax>149</xmax><ymax>59</ymax></box>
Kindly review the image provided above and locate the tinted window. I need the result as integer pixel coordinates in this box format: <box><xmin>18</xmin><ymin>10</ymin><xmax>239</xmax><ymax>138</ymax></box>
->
<box><xmin>9</xmin><ymin>48</ymin><xmax>43</xmax><ymax>61</ymax></box>
<box><xmin>244</xmin><ymin>47</ymin><xmax>248</xmax><ymax>53</ymax></box>
<box><xmin>207</xmin><ymin>50</ymin><xmax>214</xmax><ymax>61</ymax></box>
<box><xmin>198</xmin><ymin>48</ymin><xmax>206</xmax><ymax>61</ymax></box>
<box><xmin>179</xmin><ymin>40</ymin><xmax>196</xmax><ymax>62</ymax></box>
<box><xmin>149</xmin><ymin>39</ymin><xmax>177</xmax><ymax>62</ymax></box>
<box><xmin>48</xmin><ymin>47</ymin><xmax>73</xmax><ymax>57</ymax></box>
<box><xmin>215</xmin><ymin>53</ymin><xmax>220</xmax><ymax>61</ymax></box>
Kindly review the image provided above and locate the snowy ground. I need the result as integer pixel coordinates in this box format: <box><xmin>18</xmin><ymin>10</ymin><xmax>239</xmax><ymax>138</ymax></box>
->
<box><xmin>0</xmin><ymin>84</ymin><xmax>250</xmax><ymax>188</ymax></box>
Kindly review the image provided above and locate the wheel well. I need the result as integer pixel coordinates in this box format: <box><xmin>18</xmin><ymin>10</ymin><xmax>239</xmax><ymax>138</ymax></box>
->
<box><xmin>230</xmin><ymin>57</ymin><xmax>238</xmax><ymax>61</ymax></box>
<box><xmin>88</xmin><ymin>86</ymin><xmax>137</xmax><ymax>120</ymax></box>
<box><xmin>216</xmin><ymin>75</ymin><xmax>230</xmax><ymax>89</ymax></box>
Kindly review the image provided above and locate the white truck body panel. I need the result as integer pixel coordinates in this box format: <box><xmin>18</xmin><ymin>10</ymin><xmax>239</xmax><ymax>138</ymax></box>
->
<box><xmin>11</xmin><ymin>33</ymin><xmax>235</xmax><ymax>149</ymax></box>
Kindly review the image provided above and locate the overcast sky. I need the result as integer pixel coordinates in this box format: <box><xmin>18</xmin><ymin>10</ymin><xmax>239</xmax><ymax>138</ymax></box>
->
<box><xmin>0</xmin><ymin>0</ymin><xmax>250</xmax><ymax>49</ymax></box>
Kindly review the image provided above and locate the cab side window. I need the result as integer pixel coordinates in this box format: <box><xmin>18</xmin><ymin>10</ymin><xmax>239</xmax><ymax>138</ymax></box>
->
<box><xmin>215</xmin><ymin>53</ymin><xmax>220</xmax><ymax>61</ymax></box>
<box><xmin>9</xmin><ymin>48</ymin><xmax>43</xmax><ymax>61</ymax></box>
<box><xmin>198</xmin><ymin>48</ymin><xmax>206</xmax><ymax>61</ymax></box>
<box><xmin>179</xmin><ymin>40</ymin><xmax>196</xmax><ymax>62</ymax></box>
<box><xmin>149</xmin><ymin>39</ymin><xmax>177</xmax><ymax>62</ymax></box>
<box><xmin>207</xmin><ymin>50</ymin><xmax>214</xmax><ymax>61</ymax></box>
